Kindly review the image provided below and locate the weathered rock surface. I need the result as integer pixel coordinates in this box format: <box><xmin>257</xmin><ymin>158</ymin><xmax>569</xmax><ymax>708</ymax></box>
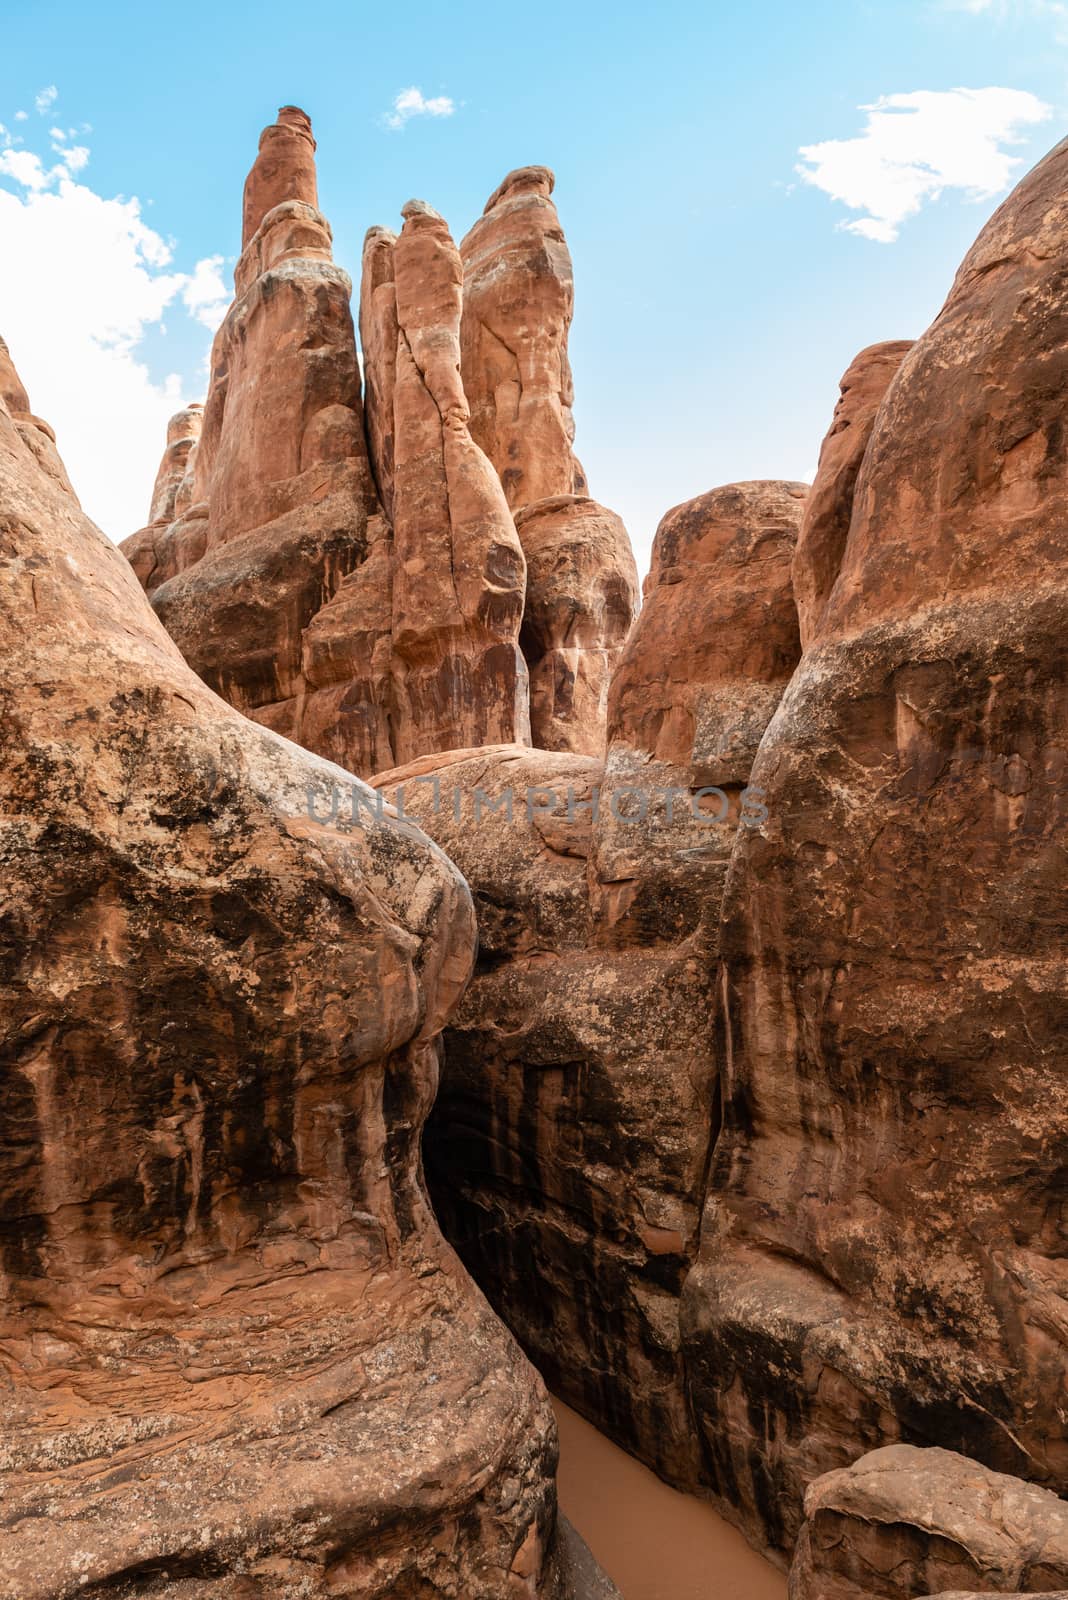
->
<box><xmin>458</xmin><ymin>169</ymin><xmax>637</xmax><ymax>755</ymax></box>
<box><xmin>371</xmin><ymin>479</ymin><xmax>805</xmax><ymax>1491</ymax></box>
<box><xmin>681</xmin><ymin>137</ymin><xmax>1068</xmax><ymax>1560</ymax></box>
<box><xmin>387</xmin><ymin>199</ymin><xmax>530</xmax><ymax>764</ymax></box>
<box><xmin>0</xmin><ymin>352</ymin><xmax>591</xmax><ymax>1597</ymax></box>
<box><xmin>517</xmin><ymin>494</ymin><xmax>639</xmax><ymax>754</ymax></box>
<box><xmin>460</xmin><ymin>166</ymin><xmax>585</xmax><ymax>510</ymax></box>
<box><xmin>118</xmin><ymin>107</ymin><xmax>379</xmax><ymax>778</ymax></box>
<box><xmin>791</xmin><ymin>341</ymin><xmax>912</xmax><ymax>649</ymax></box>
<box><xmin>789</xmin><ymin>1447</ymin><xmax>1068</xmax><ymax>1600</ymax></box>
<box><xmin>123</xmin><ymin>405</ymin><xmax>204</xmax><ymax>591</ymax></box>
<box><xmin>123</xmin><ymin>116</ymin><xmax>547</xmax><ymax>776</ymax></box>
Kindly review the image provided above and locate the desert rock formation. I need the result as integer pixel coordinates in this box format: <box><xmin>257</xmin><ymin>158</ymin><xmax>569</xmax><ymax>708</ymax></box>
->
<box><xmin>124</xmin><ymin>118</ymin><xmax>635</xmax><ymax>769</ymax></box>
<box><xmin>791</xmin><ymin>340</ymin><xmax>911</xmax><ymax>648</ymax></box>
<box><xmin>681</xmin><ymin>135</ymin><xmax>1068</xmax><ymax>1560</ymax></box>
<box><xmin>0</xmin><ymin>349</ymin><xmax>599</xmax><ymax>1598</ymax></box>
<box><xmin>373</xmin><ymin>478</ymin><xmax>806</xmax><ymax>1492</ymax></box>
<box><xmin>789</xmin><ymin>1446</ymin><xmax>1068</xmax><ymax>1600</ymax></box>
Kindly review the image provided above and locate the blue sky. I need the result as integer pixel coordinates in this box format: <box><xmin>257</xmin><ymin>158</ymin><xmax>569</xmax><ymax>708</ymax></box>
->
<box><xmin>1</xmin><ymin>0</ymin><xmax>1065</xmax><ymax>573</ymax></box>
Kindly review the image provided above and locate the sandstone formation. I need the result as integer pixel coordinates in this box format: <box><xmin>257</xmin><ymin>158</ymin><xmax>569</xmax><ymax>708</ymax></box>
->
<box><xmin>372</xmin><ymin>478</ymin><xmax>806</xmax><ymax>1492</ymax></box>
<box><xmin>791</xmin><ymin>340</ymin><xmax>912</xmax><ymax>648</ymax></box>
<box><xmin>681</xmin><ymin>136</ymin><xmax>1068</xmax><ymax>1560</ymax></box>
<box><xmin>0</xmin><ymin>350</ymin><xmax>598</xmax><ymax>1597</ymax></box>
<box><xmin>789</xmin><ymin>1446</ymin><xmax>1068</xmax><ymax>1600</ymax></box>
<box><xmin>458</xmin><ymin>168</ymin><xmax>638</xmax><ymax>754</ymax></box>
<box><xmin>517</xmin><ymin>495</ymin><xmax>639</xmax><ymax>754</ymax></box>
<box><xmin>123</xmin><ymin>404</ymin><xmax>204</xmax><ymax>590</ymax></box>
<box><xmin>460</xmin><ymin>165</ymin><xmax>584</xmax><ymax>510</ymax></box>
<box><xmin>384</xmin><ymin>198</ymin><xmax>530</xmax><ymax>763</ymax></box>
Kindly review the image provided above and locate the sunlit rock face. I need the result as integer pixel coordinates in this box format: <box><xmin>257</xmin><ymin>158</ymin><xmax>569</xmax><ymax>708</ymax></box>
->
<box><xmin>373</xmin><ymin>478</ymin><xmax>806</xmax><ymax>1493</ymax></box>
<box><xmin>791</xmin><ymin>340</ymin><xmax>911</xmax><ymax>650</ymax></box>
<box><xmin>0</xmin><ymin>346</ymin><xmax>594</xmax><ymax>1600</ymax></box>
<box><xmin>459</xmin><ymin>167</ymin><xmax>639</xmax><ymax>754</ymax></box>
<box><xmin>681</xmin><ymin>136</ymin><xmax>1068</xmax><ymax>1560</ymax></box>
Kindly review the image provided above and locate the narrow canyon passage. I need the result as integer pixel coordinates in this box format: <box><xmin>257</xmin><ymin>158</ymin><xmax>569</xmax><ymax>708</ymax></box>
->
<box><xmin>552</xmin><ymin>1400</ymin><xmax>787</xmax><ymax>1600</ymax></box>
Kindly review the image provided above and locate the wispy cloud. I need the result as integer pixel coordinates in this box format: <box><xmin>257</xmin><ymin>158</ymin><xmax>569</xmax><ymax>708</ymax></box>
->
<box><xmin>34</xmin><ymin>85</ymin><xmax>58</xmax><ymax>115</ymax></box>
<box><xmin>0</xmin><ymin>102</ymin><xmax>228</xmax><ymax>536</ymax></box>
<box><xmin>382</xmin><ymin>86</ymin><xmax>455</xmax><ymax>131</ymax></box>
<box><xmin>796</xmin><ymin>87</ymin><xmax>1051</xmax><ymax>241</ymax></box>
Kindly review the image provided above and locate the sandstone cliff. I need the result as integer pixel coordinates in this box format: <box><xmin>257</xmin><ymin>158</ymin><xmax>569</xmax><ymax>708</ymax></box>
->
<box><xmin>681</xmin><ymin>134</ymin><xmax>1068</xmax><ymax>1560</ymax></box>
<box><xmin>0</xmin><ymin>347</ymin><xmax>600</xmax><ymax>1598</ymax></box>
<box><xmin>123</xmin><ymin>120</ymin><xmax>636</xmax><ymax>769</ymax></box>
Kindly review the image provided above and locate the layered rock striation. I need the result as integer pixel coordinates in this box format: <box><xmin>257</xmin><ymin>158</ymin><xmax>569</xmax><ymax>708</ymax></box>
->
<box><xmin>681</xmin><ymin>135</ymin><xmax>1068</xmax><ymax>1560</ymax></box>
<box><xmin>124</xmin><ymin>119</ymin><xmax>636</xmax><ymax>769</ymax></box>
<box><xmin>0</xmin><ymin>349</ymin><xmax>597</xmax><ymax>1598</ymax></box>
<box><xmin>374</xmin><ymin>479</ymin><xmax>806</xmax><ymax>1491</ymax></box>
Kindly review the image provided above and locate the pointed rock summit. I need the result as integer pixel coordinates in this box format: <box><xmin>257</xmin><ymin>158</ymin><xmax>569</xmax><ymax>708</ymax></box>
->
<box><xmin>124</xmin><ymin>117</ymin><xmax>639</xmax><ymax>766</ymax></box>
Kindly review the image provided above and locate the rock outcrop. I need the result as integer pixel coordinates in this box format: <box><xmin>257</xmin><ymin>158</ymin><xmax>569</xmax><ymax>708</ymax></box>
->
<box><xmin>517</xmin><ymin>495</ymin><xmax>638</xmax><ymax>755</ymax></box>
<box><xmin>681</xmin><ymin>136</ymin><xmax>1068</xmax><ymax>1560</ymax></box>
<box><xmin>384</xmin><ymin>198</ymin><xmax>531</xmax><ymax>764</ymax></box>
<box><xmin>791</xmin><ymin>340</ymin><xmax>912</xmax><ymax>648</ymax></box>
<box><xmin>373</xmin><ymin>479</ymin><xmax>806</xmax><ymax>1492</ymax></box>
<box><xmin>789</xmin><ymin>1447</ymin><xmax>1068</xmax><ymax>1600</ymax></box>
<box><xmin>0</xmin><ymin>349</ymin><xmax>595</xmax><ymax>1597</ymax></box>
<box><xmin>123</xmin><ymin>404</ymin><xmax>204</xmax><ymax>590</ymax></box>
<box><xmin>458</xmin><ymin>167</ymin><xmax>638</xmax><ymax>753</ymax></box>
<box><xmin>460</xmin><ymin>165</ymin><xmax>584</xmax><ymax>510</ymax></box>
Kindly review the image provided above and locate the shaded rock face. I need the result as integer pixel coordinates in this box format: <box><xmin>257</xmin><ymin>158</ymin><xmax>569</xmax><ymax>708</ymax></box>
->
<box><xmin>517</xmin><ymin>495</ymin><xmax>639</xmax><ymax>755</ymax></box>
<box><xmin>789</xmin><ymin>1446</ymin><xmax>1068</xmax><ymax>1600</ymax></box>
<box><xmin>371</xmin><ymin>479</ymin><xmax>805</xmax><ymax>1491</ymax></box>
<box><xmin>0</xmin><ymin>356</ymin><xmax>584</xmax><ymax>1598</ymax></box>
<box><xmin>681</xmin><ymin>138</ymin><xmax>1068</xmax><ymax>1560</ymax></box>
<box><xmin>791</xmin><ymin>340</ymin><xmax>912</xmax><ymax>649</ymax></box>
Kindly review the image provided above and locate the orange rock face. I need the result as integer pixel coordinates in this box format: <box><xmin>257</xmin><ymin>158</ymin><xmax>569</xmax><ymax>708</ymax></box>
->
<box><xmin>789</xmin><ymin>1447</ymin><xmax>1068</xmax><ymax>1600</ymax></box>
<box><xmin>387</xmin><ymin>199</ymin><xmax>530</xmax><ymax>763</ymax></box>
<box><xmin>0</xmin><ymin>348</ymin><xmax>589</xmax><ymax>1600</ymax></box>
<box><xmin>460</xmin><ymin>166</ymin><xmax>584</xmax><ymax>509</ymax></box>
<box><xmin>682</xmin><ymin>137</ymin><xmax>1068</xmax><ymax>1559</ymax></box>
<box><xmin>791</xmin><ymin>340</ymin><xmax>912</xmax><ymax>648</ymax></box>
<box><xmin>517</xmin><ymin>495</ymin><xmax>639</xmax><ymax>754</ymax></box>
<box><xmin>375</xmin><ymin>480</ymin><xmax>805</xmax><ymax>1490</ymax></box>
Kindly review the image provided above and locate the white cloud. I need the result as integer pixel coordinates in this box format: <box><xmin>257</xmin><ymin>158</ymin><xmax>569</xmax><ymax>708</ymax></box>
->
<box><xmin>34</xmin><ymin>85</ymin><xmax>57</xmax><ymax>115</ymax></box>
<box><xmin>181</xmin><ymin>253</ymin><xmax>230</xmax><ymax>331</ymax></box>
<box><xmin>14</xmin><ymin>110</ymin><xmax>27</xmax><ymax>122</ymax></box>
<box><xmin>383</xmin><ymin>86</ymin><xmax>455</xmax><ymax>131</ymax></box>
<box><xmin>797</xmin><ymin>87</ymin><xmax>1052</xmax><ymax>242</ymax></box>
<box><xmin>0</xmin><ymin>108</ymin><xmax>227</xmax><ymax>537</ymax></box>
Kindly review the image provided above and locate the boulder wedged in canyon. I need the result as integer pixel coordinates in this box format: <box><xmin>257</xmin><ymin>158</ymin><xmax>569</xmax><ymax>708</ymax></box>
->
<box><xmin>788</xmin><ymin>1446</ymin><xmax>1068</xmax><ymax>1600</ymax></box>
<box><xmin>460</xmin><ymin>165</ymin><xmax>585</xmax><ymax>509</ymax></box>
<box><xmin>0</xmin><ymin>354</ymin><xmax>591</xmax><ymax>1597</ymax></box>
<box><xmin>516</xmin><ymin>494</ymin><xmax>639</xmax><ymax>754</ymax></box>
<box><xmin>791</xmin><ymin>341</ymin><xmax>911</xmax><ymax>649</ymax></box>
<box><xmin>680</xmin><ymin>138</ymin><xmax>1068</xmax><ymax>1561</ymax></box>
<box><xmin>371</xmin><ymin>478</ymin><xmax>805</xmax><ymax>1492</ymax></box>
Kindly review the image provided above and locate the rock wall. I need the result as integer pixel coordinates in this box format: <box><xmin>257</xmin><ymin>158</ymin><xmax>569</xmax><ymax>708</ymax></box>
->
<box><xmin>0</xmin><ymin>347</ymin><xmax>605</xmax><ymax>1598</ymax></box>
<box><xmin>680</xmin><ymin>135</ymin><xmax>1068</xmax><ymax>1560</ymax></box>
<box><xmin>374</xmin><ymin>479</ymin><xmax>806</xmax><ymax>1492</ymax></box>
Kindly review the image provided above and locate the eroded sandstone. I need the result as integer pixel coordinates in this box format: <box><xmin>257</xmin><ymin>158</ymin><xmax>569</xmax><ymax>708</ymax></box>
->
<box><xmin>789</xmin><ymin>1446</ymin><xmax>1068</xmax><ymax>1600</ymax></box>
<box><xmin>0</xmin><ymin>349</ymin><xmax>588</xmax><ymax>1598</ymax></box>
<box><xmin>681</xmin><ymin>135</ymin><xmax>1068</xmax><ymax>1561</ymax></box>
